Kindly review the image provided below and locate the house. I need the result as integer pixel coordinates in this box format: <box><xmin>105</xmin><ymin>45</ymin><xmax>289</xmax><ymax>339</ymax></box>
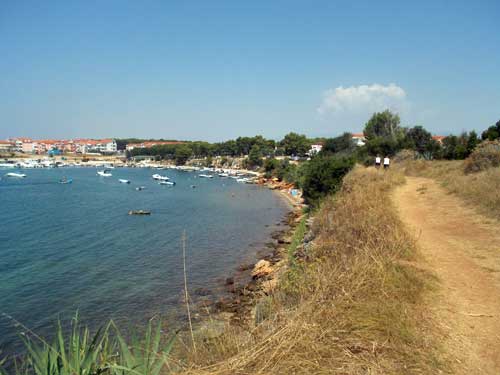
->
<box><xmin>432</xmin><ymin>135</ymin><xmax>446</xmax><ymax>145</ymax></box>
<box><xmin>0</xmin><ymin>140</ymin><xmax>14</xmax><ymax>153</ymax></box>
<box><xmin>73</xmin><ymin>139</ymin><xmax>117</xmax><ymax>154</ymax></box>
<box><xmin>308</xmin><ymin>144</ymin><xmax>323</xmax><ymax>155</ymax></box>
<box><xmin>351</xmin><ymin>133</ymin><xmax>366</xmax><ymax>146</ymax></box>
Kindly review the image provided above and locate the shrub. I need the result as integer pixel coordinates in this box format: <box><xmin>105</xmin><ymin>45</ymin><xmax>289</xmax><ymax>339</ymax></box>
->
<box><xmin>301</xmin><ymin>156</ymin><xmax>354</xmax><ymax>206</ymax></box>
<box><xmin>463</xmin><ymin>140</ymin><xmax>500</xmax><ymax>174</ymax></box>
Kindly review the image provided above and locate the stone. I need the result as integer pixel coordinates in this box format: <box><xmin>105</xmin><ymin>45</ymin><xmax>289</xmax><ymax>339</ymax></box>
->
<box><xmin>251</xmin><ymin>259</ymin><xmax>273</xmax><ymax>278</ymax></box>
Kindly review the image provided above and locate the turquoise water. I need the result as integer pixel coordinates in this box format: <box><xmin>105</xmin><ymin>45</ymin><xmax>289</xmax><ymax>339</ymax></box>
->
<box><xmin>0</xmin><ymin>167</ymin><xmax>288</xmax><ymax>354</ymax></box>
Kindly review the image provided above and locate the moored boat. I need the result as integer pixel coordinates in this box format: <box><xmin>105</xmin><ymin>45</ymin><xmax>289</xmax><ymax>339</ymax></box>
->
<box><xmin>59</xmin><ymin>177</ymin><xmax>73</xmax><ymax>184</ymax></box>
<box><xmin>119</xmin><ymin>179</ymin><xmax>131</xmax><ymax>184</ymax></box>
<box><xmin>128</xmin><ymin>210</ymin><xmax>151</xmax><ymax>215</ymax></box>
<box><xmin>5</xmin><ymin>172</ymin><xmax>26</xmax><ymax>178</ymax></box>
<box><xmin>159</xmin><ymin>181</ymin><xmax>175</xmax><ymax>186</ymax></box>
<box><xmin>97</xmin><ymin>170</ymin><xmax>112</xmax><ymax>177</ymax></box>
<box><xmin>198</xmin><ymin>174</ymin><xmax>214</xmax><ymax>178</ymax></box>
<box><xmin>152</xmin><ymin>174</ymin><xmax>169</xmax><ymax>181</ymax></box>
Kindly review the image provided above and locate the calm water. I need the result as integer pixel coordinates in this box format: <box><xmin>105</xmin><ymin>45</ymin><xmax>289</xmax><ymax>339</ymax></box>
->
<box><xmin>0</xmin><ymin>167</ymin><xmax>289</xmax><ymax>353</ymax></box>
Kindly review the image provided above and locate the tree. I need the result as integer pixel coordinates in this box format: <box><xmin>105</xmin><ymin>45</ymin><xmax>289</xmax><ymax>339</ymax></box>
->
<box><xmin>363</xmin><ymin>110</ymin><xmax>403</xmax><ymax>140</ymax></box>
<box><xmin>481</xmin><ymin>120</ymin><xmax>500</xmax><ymax>141</ymax></box>
<box><xmin>302</xmin><ymin>156</ymin><xmax>354</xmax><ymax>206</ymax></box>
<box><xmin>280</xmin><ymin>132</ymin><xmax>311</xmax><ymax>156</ymax></box>
<box><xmin>173</xmin><ymin>145</ymin><xmax>192</xmax><ymax>165</ymax></box>
<box><xmin>247</xmin><ymin>145</ymin><xmax>263</xmax><ymax>167</ymax></box>
<box><xmin>322</xmin><ymin>133</ymin><xmax>355</xmax><ymax>155</ymax></box>
<box><xmin>466</xmin><ymin>130</ymin><xmax>479</xmax><ymax>155</ymax></box>
<box><xmin>365</xmin><ymin>136</ymin><xmax>400</xmax><ymax>157</ymax></box>
<box><xmin>406</xmin><ymin>126</ymin><xmax>433</xmax><ymax>154</ymax></box>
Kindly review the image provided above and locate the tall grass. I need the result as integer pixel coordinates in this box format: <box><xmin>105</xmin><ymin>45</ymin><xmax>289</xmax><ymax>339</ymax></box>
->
<box><xmin>401</xmin><ymin>159</ymin><xmax>500</xmax><ymax>220</ymax></box>
<box><xmin>178</xmin><ymin>167</ymin><xmax>443</xmax><ymax>374</ymax></box>
<box><xmin>0</xmin><ymin>315</ymin><xmax>176</xmax><ymax>375</ymax></box>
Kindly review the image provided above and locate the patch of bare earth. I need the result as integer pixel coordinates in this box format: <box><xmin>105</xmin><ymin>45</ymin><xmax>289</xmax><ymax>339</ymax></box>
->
<box><xmin>394</xmin><ymin>176</ymin><xmax>500</xmax><ymax>374</ymax></box>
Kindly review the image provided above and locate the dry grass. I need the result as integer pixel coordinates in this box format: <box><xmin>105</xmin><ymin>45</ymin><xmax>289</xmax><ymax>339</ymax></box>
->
<box><xmin>176</xmin><ymin>167</ymin><xmax>443</xmax><ymax>374</ymax></box>
<box><xmin>400</xmin><ymin>159</ymin><xmax>500</xmax><ymax>220</ymax></box>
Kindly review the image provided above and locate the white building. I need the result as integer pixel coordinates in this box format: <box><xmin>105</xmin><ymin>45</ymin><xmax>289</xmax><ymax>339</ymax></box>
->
<box><xmin>351</xmin><ymin>133</ymin><xmax>366</xmax><ymax>146</ymax></box>
<box><xmin>309</xmin><ymin>144</ymin><xmax>323</xmax><ymax>155</ymax></box>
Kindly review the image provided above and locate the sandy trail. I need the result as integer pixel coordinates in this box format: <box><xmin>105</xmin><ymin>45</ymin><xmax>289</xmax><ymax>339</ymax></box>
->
<box><xmin>394</xmin><ymin>176</ymin><xmax>500</xmax><ymax>374</ymax></box>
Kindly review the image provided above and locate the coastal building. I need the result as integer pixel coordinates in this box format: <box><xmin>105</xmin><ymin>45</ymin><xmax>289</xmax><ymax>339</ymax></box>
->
<box><xmin>432</xmin><ymin>135</ymin><xmax>446</xmax><ymax>145</ymax></box>
<box><xmin>126</xmin><ymin>141</ymin><xmax>184</xmax><ymax>151</ymax></box>
<box><xmin>309</xmin><ymin>144</ymin><xmax>323</xmax><ymax>155</ymax></box>
<box><xmin>351</xmin><ymin>133</ymin><xmax>366</xmax><ymax>146</ymax></box>
<box><xmin>0</xmin><ymin>140</ymin><xmax>14</xmax><ymax>153</ymax></box>
<box><xmin>73</xmin><ymin>139</ymin><xmax>117</xmax><ymax>154</ymax></box>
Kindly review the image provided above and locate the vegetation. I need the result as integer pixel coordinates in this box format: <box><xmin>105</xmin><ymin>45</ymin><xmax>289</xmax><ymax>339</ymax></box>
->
<box><xmin>0</xmin><ymin>315</ymin><xmax>176</xmax><ymax>375</ymax></box>
<box><xmin>177</xmin><ymin>168</ymin><xmax>443</xmax><ymax>374</ymax></box>
<box><xmin>400</xmin><ymin>155</ymin><xmax>500</xmax><ymax>220</ymax></box>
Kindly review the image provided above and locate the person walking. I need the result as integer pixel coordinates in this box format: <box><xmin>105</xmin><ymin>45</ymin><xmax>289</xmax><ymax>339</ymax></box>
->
<box><xmin>375</xmin><ymin>155</ymin><xmax>381</xmax><ymax>168</ymax></box>
<box><xmin>383</xmin><ymin>156</ymin><xmax>390</xmax><ymax>169</ymax></box>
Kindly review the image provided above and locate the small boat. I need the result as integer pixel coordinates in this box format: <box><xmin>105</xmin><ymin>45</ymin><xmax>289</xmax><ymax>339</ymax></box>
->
<box><xmin>190</xmin><ymin>185</ymin><xmax>196</xmax><ymax>189</ymax></box>
<box><xmin>218</xmin><ymin>173</ymin><xmax>229</xmax><ymax>177</ymax></box>
<box><xmin>119</xmin><ymin>179</ymin><xmax>131</xmax><ymax>184</ymax></box>
<box><xmin>128</xmin><ymin>210</ymin><xmax>151</xmax><ymax>215</ymax></box>
<box><xmin>97</xmin><ymin>170</ymin><xmax>112</xmax><ymax>177</ymax></box>
<box><xmin>152</xmin><ymin>174</ymin><xmax>169</xmax><ymax>181</ymax></box>
<box><xmin>236</xmin><ymin>178</ymin><xmax>249</xmax><ymax>183</ymax></box>
<box><xmin>198</xmin><ymin>174</ymin><xmax>214</xmax><ymax>179</ymax></box>
<box><xmin>136</xmin><ymin>186</ymin><xmax>146</xmax><ymax>191</ymax></box>
<box><xmin>159</xmin><ymin>181</ymin><xmax>175</xmax><ymax>186</ymax></box>
<box><xmin>5</xmin><ymin>172</ymin><xmax>26</xmax><ymax>178</ymax></box>
<box><xmin>59</xmin><ymin>177</ymin><xmax>73</xmax><ymax>184</ymax></box>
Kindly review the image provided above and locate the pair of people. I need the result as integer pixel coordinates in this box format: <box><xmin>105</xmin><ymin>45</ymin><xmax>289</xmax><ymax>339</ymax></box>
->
<box><xmin>375</xmin><ymin>155</ymin><xmax>390</xmax><ymax>169</ymax></box>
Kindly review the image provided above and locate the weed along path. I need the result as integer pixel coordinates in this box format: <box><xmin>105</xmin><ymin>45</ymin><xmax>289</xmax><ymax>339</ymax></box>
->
<box><xmin>394</xmin><ymin>176</ymin><xmax>500</xmax><ymax>374</ymax></box>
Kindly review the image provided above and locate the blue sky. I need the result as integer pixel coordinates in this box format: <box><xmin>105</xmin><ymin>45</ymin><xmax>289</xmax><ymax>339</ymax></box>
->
<box><xmin>0</xmin><ymin>0</ymin><xmax>498</xmax><ymax>141</ymax></box>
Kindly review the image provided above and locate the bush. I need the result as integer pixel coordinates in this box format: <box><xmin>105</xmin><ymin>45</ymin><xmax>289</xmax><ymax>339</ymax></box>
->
<box><xmin>463</xmin><ymin>140</ymin><xmax>500</xmax><ymax>174</ymax></box>
<box><xmin>301</xmin><ymin>156</ymin><xmax>354</xmax><ymax>206</ymax></box>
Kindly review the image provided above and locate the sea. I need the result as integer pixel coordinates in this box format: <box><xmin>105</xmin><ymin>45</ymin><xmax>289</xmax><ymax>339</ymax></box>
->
<box><xmin>0</xmin><ymin>167</ymin><xmax>289</xmax><ymax>354</ymax></box>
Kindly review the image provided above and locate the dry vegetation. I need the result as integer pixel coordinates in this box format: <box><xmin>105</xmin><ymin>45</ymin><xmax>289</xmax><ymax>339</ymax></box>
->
<box><xmin>400</xmin><ymin>159</ymin><xmax>500</xmax><ymax>220</ymax></box>
<box><xmin>177</xmin><ymin>167</ymin><xmax>443</xmax><ymax>374</ymax></box>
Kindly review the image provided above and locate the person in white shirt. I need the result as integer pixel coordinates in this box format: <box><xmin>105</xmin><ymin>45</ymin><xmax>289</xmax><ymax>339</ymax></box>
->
<box><xmin>383</xmin><ymin>156</ymin><xmax>390</xmax><ymax>169</ymax></box>
<box><xmin>375</xmin><ymin>155</ymin><xmax>381</xmax><ymax>168</ymax></box>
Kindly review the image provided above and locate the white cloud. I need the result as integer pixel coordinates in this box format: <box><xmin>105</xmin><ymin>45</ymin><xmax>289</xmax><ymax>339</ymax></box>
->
<box><xmin>317</xmin><ymin>83</ymin><xmax>408</xmax><ymax>115</ymax></box>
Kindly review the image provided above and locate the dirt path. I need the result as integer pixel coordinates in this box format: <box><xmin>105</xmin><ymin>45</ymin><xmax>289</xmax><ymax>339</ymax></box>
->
<box><xmin>394</xmin><ymin>176</ymin><xmax>500</xmax><ymax>374</ymax></box>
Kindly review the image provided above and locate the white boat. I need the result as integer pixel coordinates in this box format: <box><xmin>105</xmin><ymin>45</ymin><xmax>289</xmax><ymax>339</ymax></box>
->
<box><xmin>198</xmin><ymin>174</ymin><xmax>214</xmax><ymax>178</ymax></box>
<box><xmin>136</xmin><ymin>186</ymin><xmax>146</xmax><ymax>191</ymax></box>
<box><xmin>119</xmin><ymin>179</ymin><xmax>131</xmax><ymax>184</ymax></box>
<box><xmin>97</xmin><ymin>170</ymin><xmax>112</xmax><ymax>177</ymax></box>
<box><xmin>218</xmin><ymin>173</ymin><xmax>229</xmax><ymax>177</ymax></box>
<box><xmin>152</xmin><ymin>174</ymin><xmax>169</xmax><ymax>181</ymax></box>
<box><xmin>159</xmin><ymin>181</ymin><xmax>176</xmax><ymax>186</ymax></box>
<box><xmin>236</xmin><ymin>178</ymin><xmax>249</xmax><ymax>183</ymax></box>
<box><xmin>0</xmin><ymin>163</ymin><xmax>16</xmax><ymax>169</ymax></box>
<box><xmin>5</xmin><ymin>172</ymin><xmax>26</xmax><ymax>178</ymax></box>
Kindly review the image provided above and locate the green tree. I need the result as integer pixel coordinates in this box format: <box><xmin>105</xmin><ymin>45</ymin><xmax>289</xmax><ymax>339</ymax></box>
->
<box><xmin>174</xmin><ymin>144</ymin><xmax>192</xmax><ymax>165</ymax></box>
<box><xmin>481</xmin><ymin>120</ymin><xmax>500</xmax><ymax>141</ymax></box>
<box><xmin>405</xmin><ymin>126</ymin><xmax>433</xmax><ymax>154</ymax></box>
<box><xmin>280</xmin><ymin>132</ymin><xmax>311</xmax><ymax>156</ymax></box>
<box><xmin>322</xmin><ymin>133</ymin><xmax>355</xmax><ymax>155</ymax></box>
<box><xmin>466</xmin><ymin>130</ymin><xmax>479</xmax><ymax>155</ymax></box>
<box><xmin>365</xmin><ymin>136</ymin><xmax>400</xmax><ymax>157</ymax></box>
<box><xmin>364</xmin><ymin>110</ymin><xmax>403</xmax><ymax>140</ymax></box>
<box><xmin>302</xmin><ymin>156</ymin><xmax>354</xmax><ymax>206</ymax></box>
<box><xmin>247</xmin><ymin>145</ymin><xmax>263</xmax><ymax>167</ymax></box>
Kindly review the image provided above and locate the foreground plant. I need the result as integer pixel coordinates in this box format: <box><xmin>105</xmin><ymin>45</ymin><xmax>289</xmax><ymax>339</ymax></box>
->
<box><xmin>0</xmin><ymin>315</ymin><xmax>176</xmax><ymax>375</ymax></box>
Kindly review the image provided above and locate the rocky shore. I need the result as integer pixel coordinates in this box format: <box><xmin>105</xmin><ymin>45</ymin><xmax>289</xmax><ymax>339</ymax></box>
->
<box><xmin>187</xmin><ymin>180</ymin><xmax>308</xmax><ymax>337</ymax></box>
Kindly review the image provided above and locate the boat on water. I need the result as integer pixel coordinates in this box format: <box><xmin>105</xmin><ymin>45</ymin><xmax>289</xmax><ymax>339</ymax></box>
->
<box><xmin>135</xmin><ymin>186</ymin><xmax>146</xmax><ymax>191</ymax></box>
<box><xmin>218</xmin><ymin>173</ymin><xmax>229</xmax><ymax>177</ymax></box>
<box><xmin>159</xmin><ymin>181</ymin><xmax>175</xmax><ymax>186</ymax></box>
<box><xmin>59</xmin><ymin>177</ymin><xmax>73</xmax><ymax>184</ymax></box>
<box><xmin>5</xmin><ymin>172</ymin><xmax>26</xmax><ymax>178</ymax></box>
<box><xmin>198</xmin><ymin>174</ymin><xmax>214</xmax><ymax>178</ymax></box>
<box><xmin>97</xmin><ymin>170</ymin><xmax>112</xmax><ymax>177</ymax></box>
<box><xmin>128</xmin><ymin>210</ymin><xmax>151</xmax><ymax>215</ymax></box>
<box><xmin>0</xmin><ymin>163</ymin><xmax>16</xmax><ymax>169</ymax></box>
<box><xmin>119</xmin><ymin>179</ymin><xmax>131</xmax><ymax>184</ymax></box>
<box><xmin>152</xmin><ymin>173</ymin><xmax>169</xmax><ymax>181</ymax></box>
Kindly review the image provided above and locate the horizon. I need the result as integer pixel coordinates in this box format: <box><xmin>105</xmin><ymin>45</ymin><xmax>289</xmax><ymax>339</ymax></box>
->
<box><xmin>1</xmin><ymin>1</ymin><xmax>499</xmax><ymax>141</ymax></box>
